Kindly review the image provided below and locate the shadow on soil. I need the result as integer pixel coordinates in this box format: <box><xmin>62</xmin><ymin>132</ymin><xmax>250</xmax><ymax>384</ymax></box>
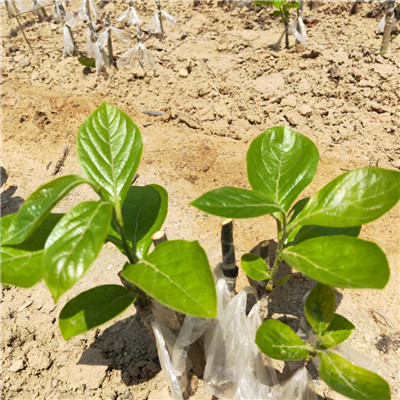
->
<box><xmin>78</xmin><ymin>315</ymin><xmax>161</xmax><ymax>386</ymax></box>
<box><xmin>1</xmin><ymin>167</ymin><xmax>24</xmax><ymax>216</ymax></box>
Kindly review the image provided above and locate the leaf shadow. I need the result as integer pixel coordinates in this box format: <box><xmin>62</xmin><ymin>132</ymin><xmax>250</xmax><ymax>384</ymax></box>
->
<box><xmin>1</xmin><ymin>166</ymin><xmax>24</xmax><ymax>216</ymax></box>
<box><xmin>78</xmin><ymin>315</ymin><xmax>161</xmax><ymax>386</ymax></box>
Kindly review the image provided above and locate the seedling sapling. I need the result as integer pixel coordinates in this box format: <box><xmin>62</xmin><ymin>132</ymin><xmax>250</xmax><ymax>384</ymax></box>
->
<box><xmin>146</xmin><ymin>0</ymin><xmax>176</xmax><ymax>36</ymax></box>
<box><xmin>117</xmin><ymin>0</ymin><xmax>141</xmax><ymax>27</ymax></box>
<box><xmin>117</xmin><ymin>26</ymin><xmax>156</xmax><ymax>71</ymax></box>
<box><xmin>253</xmin><ymin>0</ymin><xmax>307</xmax><ymax>49</ymax></box>
<box><xmin>192</xmin><ymin>126</ymin><xmax>399</xmax><ymax>398</ymax></box>
<box><xmin>0</xmin><ymin>103</ymin><xmax>217</xmax><ymax>343</ymax></box>
<box><xmin>380</xmin><ymin>0</ymin><xmax>398</xmax><ymax>52</ymax></box>
<box><xmin>256</xmin><ymin>283</ymin><xmax>391</xmax><ymax>400</ymax></box>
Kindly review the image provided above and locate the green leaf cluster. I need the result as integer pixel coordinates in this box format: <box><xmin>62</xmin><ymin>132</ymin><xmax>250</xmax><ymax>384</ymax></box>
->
<box><xmin>255</xmin><ymin>284</ymin><xmax>391</xmax><ymax>399</ymax></box>
<box><xmin>191</xmin><ymin>125</ymin><xmax>399</xmax><ymax>398</ymax></box>
<box><xmin>1</xmin><ymin>103</ymin><xmax>217</xmax><ymax>341</ymax></box>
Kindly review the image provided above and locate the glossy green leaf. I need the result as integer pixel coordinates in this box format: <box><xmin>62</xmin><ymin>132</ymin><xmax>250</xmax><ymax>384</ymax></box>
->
<box><xmin>77</xmin><ymin>102</ymin><xmax>143</xmax><ymax>211</ymax></box>
<box><xmin>318</xmin><ymin>314</ymin><xmax>355</xmax><ymax>349</ymax></box>
<box><xmin>288</xmin><ymin>225</ymin><xmax>361</xmax><ymax>246</ymax></box>
<box><xmin>247</xmin><ymin>126</ymin><xmax>319</xmax><ymax>211</ymax></box>
<box><xmin>241</xmin><ymin>253</ymin><xmax>270</xmax><ymax>281</ymax></box>
<box><xmin>44</xmin><ymin>201</ymin><xmax>112</xmax><ymax>302</ymax></box>
<box><xmin>256</xmin><ymin>319</ymin><xmax>310</xmax><ymax>361</ymax></box>
<box><xmin>191</xmin><ymin>187</ymin><xmax>282</xmax><ymax>218</ymax></box>
<box><xmin>1</xmin><ymin>175</ymin><xmax>86</xmax><ymax>246</ymax></box>
<box><xmin>109</xmin><ymin>185</ymin><xmax>168</xmax><ymax>259</ymax></box>
<box><xmin>0</xmin><ymin>247</ymin><xmax>43</xmax><ymax>288</ymax></box>
<box><xmin>305</xmin><ymin>283</ymin><xmax>335</xmax><ymax>336</ymax></box>
<box><xmin>78</xmin><ymin>56</ymin><xmax>96</xmax><ymax>68</ymax></box>
<box><xmin>292</xmin><ymin>168</ymin><xmax>400</xmax><ymax>228</ymax></box>
<box><xmin>121</xmin><ymin>240</ymin><xmax>217</xmax><ymax>318</ymax></box>
<box><xmin>59</xmin><ymin>285</ymin><xmax>135</xmax><ymax>340</ymax></box>
<box><xmin>318</xmin><ymin>352</ymin><xmax>391</xmax><ymax>400</ymax></box>
<box><xmin>283</xmin><ymin>236</ymin><xmax>390</xmax><ymax>289</ymax></box>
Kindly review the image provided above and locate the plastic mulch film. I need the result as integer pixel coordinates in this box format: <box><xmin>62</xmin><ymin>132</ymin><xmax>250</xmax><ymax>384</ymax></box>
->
<box><xmin>62</xmin><ymin>11</ymin><xmax>77</xmax><ymax>56</ymax></box>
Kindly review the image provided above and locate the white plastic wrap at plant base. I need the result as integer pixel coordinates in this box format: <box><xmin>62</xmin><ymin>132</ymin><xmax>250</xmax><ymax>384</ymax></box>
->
<box><xmin>100</xmin><ymin>26</ymin><xmax>131</xmax><ymax>49</ymax></box>
<box><xmin>117</xmin><ymin>43</ymin><xmax>156</xmax><ymax>70</ymax></box>
<box><xmin>146</xmin><ymin>10</ymin><xmax>176</xmax><ymax>34</ymax></box>
<box><xmin>63</xmin><ymin>25</ymin><xmax>75</xmax><ymax>56</ymax></box>
<box><xmin>117</xmin><ymin>4</ymin><xmax>141</xmax><ymax>27</ymax></box>
<box><xmin>78</xmin><ymin>0</ymin><xmax>99</xmax><ymax>22</ymax></box>
<box><xmin>203</xmin><ymin>280</ymin><xmax>280</xmax><ymax>400</ymax></box>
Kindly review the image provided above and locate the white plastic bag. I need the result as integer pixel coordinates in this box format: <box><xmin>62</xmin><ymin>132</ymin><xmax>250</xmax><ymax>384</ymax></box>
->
<box><xmin>117</xmin><ymin>43</ymin><xmax>156</xmax><ymax>71</ymax></box>
<box><xmin>117</xmin><ymin>4</ymin><xmax>141</xmax><ymax>27</ymax></box>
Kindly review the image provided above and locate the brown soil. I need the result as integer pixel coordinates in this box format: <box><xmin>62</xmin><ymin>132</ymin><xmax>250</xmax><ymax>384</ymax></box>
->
<box><xmin>1</xmin><ymin>1</ymin><xmax>399</xmax><ymax>399</ymax></box>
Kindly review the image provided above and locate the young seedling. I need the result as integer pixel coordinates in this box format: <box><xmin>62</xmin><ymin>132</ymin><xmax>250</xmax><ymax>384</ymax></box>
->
<box><xmin>255</xmin><ymin>283</ymin><xmax>391</xmax><ymax>399</ymax></box>
<box><xmin>0</xmin><ymin>103</ymin><xmax>217</xmax><ymax>343</ymax></box>
<box><xmin>191</xmin><ymin>125</ymin><xmax>399</xmax><ymax>398</ymax></box>
<box><xmin>117</xmin><ymin>26</ymin><xmax>157</xmax><ymax>71</ymax></box>
<box><xmin>86</xmin><ymin>22</ymin><xmax>110</xmax><ymax>72</ymax></box>
<box><xmin>380</xmin><ymin>0</ymin><xmax>397</xmax><ymax>52</ymax></box>
<box><xmin>146</xmin><ymin>0</ymin><xmax>176</xmax><ymax>36</ymax></box>
<box><xmin>253</xmin><ymin>0</ymin><xmax>307</xmax><ymax>49</ymax></box>
<box><xmin>100</xmin><ymin>12</ymin><xmax>131</xmax><ymax>65</ymax></box>
<box><xmin>59</xmin><ymin>3</ymin><xmax>79</xmax><ymax>56</ymax></box>
<box><xmin>117</xmin><ymin>0</ymin><xmax>141</xmax><ymax>27</ymax></box>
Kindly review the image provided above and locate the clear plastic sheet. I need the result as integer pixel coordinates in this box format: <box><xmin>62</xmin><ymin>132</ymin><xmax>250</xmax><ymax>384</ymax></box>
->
<box><xmin>62</xmin><ymin>25</ymin><xmax>75</xmax><ymax>56</ymax></box>
<box><xmin>146</xmin><ymin>9</ymin><xmax>176</xmax><ymax>34</ymax></box>
<box><xmin>117</xmin><ymin>43</ymin><xmax>156</xmax><ymax>71</ymax></box>
<box><xmin>289</xmin><ymin>24</ymin><xmax>308</xmax><ymax>46</ymax></box>
<box><xmin>297</xmin><ymin>16</ymin><xmax>307</xmax><ymax>38</ymax></box>
<box><xmin>117</xmin><ymin>4</ymin><xmax>141</xmax><ymax>27</ymax></box>
<box><xmin>99</xmin><ymin>26</ymin><xmax>131</xmax><ymax>49</ymax></box>
<box><xmin>77</xmin><ymin>0</ymin><xmax>99</xmax><ymax>22</ymax></box>
<box><xmin>377</xmin><ymin>15</ymin><xmax>386</xmax><ymax>33</ymax></box>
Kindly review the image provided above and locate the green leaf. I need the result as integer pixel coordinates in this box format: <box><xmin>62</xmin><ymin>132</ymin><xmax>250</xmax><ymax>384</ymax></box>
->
<box><xmin>247</xmin><ymin>126</ymin><xmax>319</xmax><ymax>211</ymax></box>
<box><xmin>318</xmin><ymin>352</ymin><xmax>391</xmax><ymax>400</ymax></box>
<box><xmin>78</xmin><ymin>56</ymin><xmax>96</xmax><ymax>68</ymax></box>
<box><xmin>109</xmin><ymin>185</ymin><xmax>168</xmax><ymax>259</ymax></box>
<box><xmin>283</xmin><ymin>236</ymin><xmax>390</xmax><ymax>289</ymax></box>
<box><xmin>318</xmin><ymin>314</ymin><xmax>355</xmax><ymax>349</ymax></box>
<box><xmin>288</xmin><ymin>225</ymin><xmax>361</xmax><ymax>246</ymax></box>
<box><xmin>256</xmin><ymin>319</ymin><xmax>310</xmax><ymax>361</ymax></box>
<box><xmin>1</xmin><ymin>175</ymin><xmax>86</xmax><ymax>246</ymax></box>
<box><xmin>44</xmin><ymin>201</ymin><xmax>112</xmax><ymax>302</ymax></box>
<box><xmin>59</xmin><ymin>285</ymin><xmax>135</xmax><ymax>340</ymax></box>
<box><xmin>0</xmin><ymin>247</ymin><xmax>44</xmax><ymax>288</ymax></box>
<box><xmin>282</xmin><ymin>1</ymin><xmax>299</xmax><ymax>11</ymax></box>
<box><xmin>77</xmin><ymin>102</ymin><xmax>143</xmax><ymax>211</ymax></box>
<box><xmin>305</xmin><ymin>283</ymin><xmax>335</xmax><ymax>337</ymax></box>
<box><xmin>292</xmin><ymin>168</ymin><xmax>400</xmax><ymax>228</ymax></box>
<box><xmin>191</xmin><ymin>187</ymin><xmax>282</xmax><ymax>218</ymax></box>
<box><xmin>121</xmin><ymin>240</ymin><xmax>217</xmax><ymax>318</ymax></box>
<box><xmin>241</xmin><ymin>253</ymin><xmax>270</xmax><ymax>281</ymax></box>
<box><xmin>273</xmin><ymin>9</ymin><xmax>281</xmax><ymax>17</ymax></box>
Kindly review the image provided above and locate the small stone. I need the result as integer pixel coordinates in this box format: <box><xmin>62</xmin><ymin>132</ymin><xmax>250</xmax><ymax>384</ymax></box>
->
<box><xmin>297</xmin><ymin>78</ymin><xmax>311</xmax><ymax>94</ymax></box>
<box><xmin>19</xmin><ymin>58</ymin><xmax>30</xmax><ymax>68</ymax></box>
<box><xmin>298</xmin><ymin>104</ymin><xmax>312</xmax><ymax>117</ymax></box>
<box><xmin>8</xmin><ymin>359</ymin><xmax>24</xmax><ymax>372</ymax></box>
<box><xmin>178</xmin><ymin>68</ymin><xmax>188</xmax><ymax>78</ymax></box>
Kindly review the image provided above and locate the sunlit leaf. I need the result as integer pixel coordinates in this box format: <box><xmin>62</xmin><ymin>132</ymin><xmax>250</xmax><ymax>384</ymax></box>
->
<box><xmin>241</xmin><ymin>253</ymin><xmax>270</xmax><ymax>281</ymax></box>
<box><xmin>318</xmin><ymin>352</ymin><xmax>390</xmax><ymax>400</ymax></box>
<box><xmin>318</xmin><ymin>314</ymin><xmax>355</xmax><ymax>349</ymax></box>
<box><xmin>191</xmin><ymin>187</ymin><xmax>282</xmax><ymax>218</ymax></box>
<box><xmin>1</xmin><ymin>175</ymin><xmax>86</xmax><ymax>245</ymax></box>
<box><xmin>292</xmin><ymin>168</ymin><xmax>400</xmax><ymax>228</ymax></box>
<box><xmin>283</xmin><ymin>236</ymin><xmax>390</xmax><ymax>289</ymax></box>
<box><xmin>77</xmin><ymin>102</ymin><xmax>143</xmax><ymax>211</ymax></box>
<box><xmin>256</xmin><ymin>319</ymin><xmax>311</xmax><ymax>361</ymax></box>
<box><xmin>247</xmin><ymin>126</ymin><xmax>319</xmax><ymax>211</ymax></box>
<box><xmin>121</xmin><ymin>240</ymin><xmax>217</xmax><ymax>318</ymax></box>
<box><xmin>44</xmin><ymin>201</ymin><xmax>112</xmax><ymax>302</ymax></box>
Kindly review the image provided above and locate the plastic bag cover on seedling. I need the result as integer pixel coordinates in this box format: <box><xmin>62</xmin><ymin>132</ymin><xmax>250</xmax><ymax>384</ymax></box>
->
<box><xmin>203</xmin><ymin>280</ymin><xmax>278</xmax><ymax>399</ymax></box>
